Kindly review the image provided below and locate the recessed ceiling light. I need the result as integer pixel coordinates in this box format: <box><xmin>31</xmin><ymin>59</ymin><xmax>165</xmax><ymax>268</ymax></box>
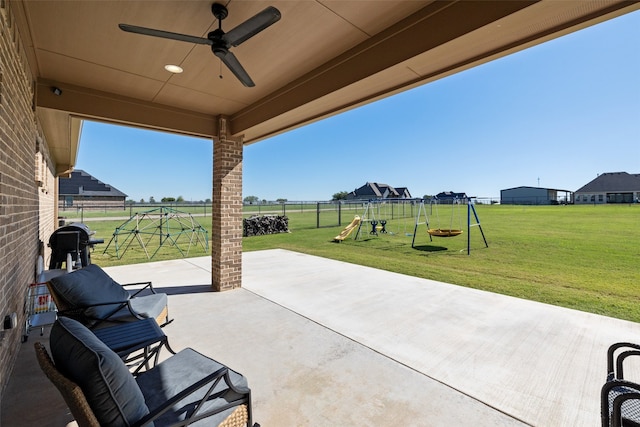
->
<box><xmin>164</xmin><ymin>64</ymin><xmax>183</xmax><ymax>74</ymax></box>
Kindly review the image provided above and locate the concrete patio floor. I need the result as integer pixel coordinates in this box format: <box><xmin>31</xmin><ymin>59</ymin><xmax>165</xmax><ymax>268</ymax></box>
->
<box><xmin>3</xmin><ymin>248</ymin><xmax>640</xmax><ymax>426</ymax></box>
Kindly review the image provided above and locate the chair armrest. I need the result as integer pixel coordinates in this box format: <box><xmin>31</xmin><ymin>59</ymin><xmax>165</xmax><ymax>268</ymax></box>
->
<box><xmin>608</xmin><ymin>342</ymin><xmax>640</xmax><ymax>379</ymax></box>
<box><xmin>133</xmin><ymin>366</ymin><xmax>251</xmax><ymax>427</ymax></box>
<box><xmin>617</xmin><ymin>350</ymin><xmax>640</xmax><ymax>380</ymax></box>
<box><xmin>122</xmin><ymin>281</ymin><xmax>157</xmax><ymax>297</ymax></box>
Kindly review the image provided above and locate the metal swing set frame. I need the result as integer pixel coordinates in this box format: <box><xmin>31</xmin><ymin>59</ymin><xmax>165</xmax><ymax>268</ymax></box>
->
<box><xmin>353</xmin><ymin>198</ymin><xmax>421</xmax><ymax>240</ymax></box>
<box><xmin>411</xmin><ymin>198</ymin><xmax>488</xmax><ymax>255</ymax></box>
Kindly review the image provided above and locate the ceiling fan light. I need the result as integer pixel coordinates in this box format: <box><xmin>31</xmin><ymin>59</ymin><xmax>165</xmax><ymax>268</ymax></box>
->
<box><xmin>164</xmin><ymin>64</ymin><xmax>183</xmax><ymax>74</ymax></box>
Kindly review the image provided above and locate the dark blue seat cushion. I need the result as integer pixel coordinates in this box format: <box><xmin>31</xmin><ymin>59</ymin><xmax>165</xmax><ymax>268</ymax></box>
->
<box><xmin>50</xmin><ymin>317</ymin><xmax>150</xmax><ymax>427</ymax></box>
<box><xmin>136</xmin><ymin>348</ymin><xmax>248</xmax><ymax>426</ymax></box>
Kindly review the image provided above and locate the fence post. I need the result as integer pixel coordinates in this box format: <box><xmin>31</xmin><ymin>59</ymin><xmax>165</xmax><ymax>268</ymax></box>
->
<box><xmin>317</xmin><ymin>203</ymin><xmax>320</xmax><ymax>228</ymax></box>
<box><xmin>338</xmin><ymin>202</ymin><xmax>342</xmax><ymax>226</ymax></box>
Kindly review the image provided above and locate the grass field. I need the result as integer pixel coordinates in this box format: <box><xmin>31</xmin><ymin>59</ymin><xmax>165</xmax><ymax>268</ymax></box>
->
<box><xmin>81</xmin><ymin>203</ymin><xmax>640</xmax><ymax>322</ymax></box>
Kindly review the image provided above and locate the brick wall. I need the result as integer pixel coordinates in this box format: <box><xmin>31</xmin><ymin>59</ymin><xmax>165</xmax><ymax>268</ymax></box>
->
<box><xmin>38</xmin><ymin>137</ymin><xmax>56</xmax><ymax>263</ymax></box>
<box><xmin>211</xmin><ymin>116</ymin><xmax>243</xmax><ymax>291</ymax></box>
<box><xmin>0</xmin><ymin>2</ymin><xmax>56</xmax><ymax>395</ymax></box>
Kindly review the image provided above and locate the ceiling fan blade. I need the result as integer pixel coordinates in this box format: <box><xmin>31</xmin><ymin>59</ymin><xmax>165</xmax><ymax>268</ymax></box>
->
<box><xmin>214</xmin><ymin>49</ymin><xmax>255</xmax><ymax>87</ymax></box>
<box><xmin>119</xmin><ymin>24</ymin><xmax>212</xmax><ymax>46</ymax></box>
<box><xmin>223</xmin><ymin>6</ymin><xmax>281</xmax><ymax>47</ymax></box>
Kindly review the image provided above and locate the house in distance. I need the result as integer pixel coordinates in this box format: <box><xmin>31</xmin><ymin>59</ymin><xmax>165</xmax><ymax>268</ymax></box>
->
<box><xmin>59</xmin><ymin>170</ymin><xmax>127</xmax><ymax>209</ymax></box>
<box><xmin>346</xmin><ymin>182</ymin><xmax>412</xmax><ymax>200</ymax></box>
<box><xmin>434</xmin><ymin>191</ymin><xmax>468</xmax><ymax>204</ymax></box>
<box><xmin>574</xmin><ymin>172</ymin><xmax>640</xmax><ymax>204</ymax></box>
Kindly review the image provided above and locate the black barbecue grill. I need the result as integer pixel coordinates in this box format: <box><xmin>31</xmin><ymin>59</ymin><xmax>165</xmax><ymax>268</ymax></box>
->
<box><xmin>48</xmin><ymin>223</ymin><xmax>104</xmax><ymax>269</ymax></box>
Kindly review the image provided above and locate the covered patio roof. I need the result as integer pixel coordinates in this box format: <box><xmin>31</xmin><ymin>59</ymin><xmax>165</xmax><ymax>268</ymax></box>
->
<box><xmin>10</xmin><ymin>0</ymin><xmax>640</xmax><ymax>175</ymax></box>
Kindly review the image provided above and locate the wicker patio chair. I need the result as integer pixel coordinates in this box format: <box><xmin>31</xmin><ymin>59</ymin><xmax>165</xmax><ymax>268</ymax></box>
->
<box><xmin>34</xmin><ymin>341</ymin><xmax>100</xmax><ymax>427</ymax></box>
<box><xmin>36</xmin><ymin>317</ymin><xmax>256</xmax><ymax>427</ymax></box>
<box><xmin>601</xmin><ymin>342</ymin><xmax>640</xmax><ymax>427</ymax></box>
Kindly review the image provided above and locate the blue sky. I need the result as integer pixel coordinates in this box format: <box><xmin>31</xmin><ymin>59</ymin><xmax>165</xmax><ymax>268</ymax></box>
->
<box><xmin>77</xmin><ymin>10</ymin><xmax>639</xmax><ymax>202</ymax></box>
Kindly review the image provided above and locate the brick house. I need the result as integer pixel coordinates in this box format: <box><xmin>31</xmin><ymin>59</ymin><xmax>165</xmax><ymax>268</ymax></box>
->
<box><xmin>59</xmin><ymin>170</ymin><xmax>127</xmax><ymax>209</ymax></box>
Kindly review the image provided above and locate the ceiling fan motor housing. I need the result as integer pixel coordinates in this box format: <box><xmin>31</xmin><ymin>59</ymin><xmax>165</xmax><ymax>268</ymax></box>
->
<box><xmin>211</xmin><ymin>3</ymin><xmax>228</xmax><ymax>21</ymax></box>
<box><xmin>208</xmin><ymin>29</ymin><xmax>229</xmax><ymax>50</ymax></box>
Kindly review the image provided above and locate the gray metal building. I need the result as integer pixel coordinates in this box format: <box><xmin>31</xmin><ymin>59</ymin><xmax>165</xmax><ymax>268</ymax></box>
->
<box><xmin>500</xmin><ymin>186</ymin><xmax>571</xmax><ymax>205</ymax></box>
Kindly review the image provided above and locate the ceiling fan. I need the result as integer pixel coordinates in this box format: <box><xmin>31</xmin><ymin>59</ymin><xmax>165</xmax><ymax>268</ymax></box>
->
<box><xmin>119</xmin><ymin>3</ymin><xmax>281</xmax><ymax>87</ymax></box>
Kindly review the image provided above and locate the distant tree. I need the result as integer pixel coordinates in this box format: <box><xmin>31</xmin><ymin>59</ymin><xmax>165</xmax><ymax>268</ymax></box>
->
<box><xmin>139</xmin><ymin>198</ymin><xmax>145</xmax><ymax>203</ymax></box>
<box><xmin>161</xmin><ymin>197</ymin><xmax>176</xmax><ymax>203</ymax></box>
<box><xmin>126</xmin><ymin>199</ymin><xmax>135</xmax><ymax>205</ymax></box>
<box><xmin>149</xmin><ymin>196</ymin><xmax>156</xmax><ymax>203</ymax></box>
<box><xmin>276</xmin><ymin>198</ymin><xmax>287</xmax><ymax>204</ymax></box>
<box><xmin>176</xmin><ymin>196</ymin><xmax>184</xmax><ymax>202</ymax></box>
<box><xmin>423</xmin><ymin>195</ymin><xmax>433</xmax><ymax>200</ymax></box>
<box><xmin>244</xmin><ymin>196</ymin><xmax>259</xmax><ymax>204</ymax></box>
<box><xmin>262</xmin><ymin>199</ymin><xmax>267</xmax><ymax>204</ymax></box>
<box><xmin>332</xmin><ymin>191</ymin><xmax>348</xmax><ymax>201</ymax></box>
<box><xmin>205</xmin><ymin>198</ymin><xmax>212</xmax><ymax>203</ymax></box>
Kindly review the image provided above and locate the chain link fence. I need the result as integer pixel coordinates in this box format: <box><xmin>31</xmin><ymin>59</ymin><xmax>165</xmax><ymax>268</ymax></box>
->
<box><xmin>59</xmin><ymin>198</ymin><xmax>501</xmax><ymax>229</ymax></box>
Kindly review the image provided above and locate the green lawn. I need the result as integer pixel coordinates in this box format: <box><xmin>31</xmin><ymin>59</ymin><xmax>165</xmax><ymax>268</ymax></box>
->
<box><xmin>84</xmin><ymin>204</ymin><xmax>640</xmax><ymax>322</ymax></box>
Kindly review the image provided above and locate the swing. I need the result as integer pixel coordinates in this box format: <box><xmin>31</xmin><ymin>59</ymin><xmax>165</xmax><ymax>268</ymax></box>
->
<box><xmin>427</xmin><ymin>228</ymin><xmax>463</xmax><ymax>237</ymax></box>
<box><xmin>427</xmin><ymin>199</ymin><xmax>463</xmax><ymax>238</ymax></box>
<box><xmin>412</xmin><ymin>198</ymin><xmax>488</xmax><ymax>254</ymax></box>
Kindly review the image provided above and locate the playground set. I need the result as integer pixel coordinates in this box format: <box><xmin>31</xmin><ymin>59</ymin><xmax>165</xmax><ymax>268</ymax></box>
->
<box><xmin>334</xmin><ymin>198</ymin><xmax>488</xmax><ymax>255</ymax></box>
<box><xmin>103</xmin><ymin>207</ymin><xmax>209</xmax><ymax>260</ymax></box>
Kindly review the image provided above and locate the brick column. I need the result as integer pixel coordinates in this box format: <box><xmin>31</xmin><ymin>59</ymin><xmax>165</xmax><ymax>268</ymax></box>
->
<box><xmin>211</xmin><ymin>116</ymin><xmax>243</xmax><ymax>291</ymax></box>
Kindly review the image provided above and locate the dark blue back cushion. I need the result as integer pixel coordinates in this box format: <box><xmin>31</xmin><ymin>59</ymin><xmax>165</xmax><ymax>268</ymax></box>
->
<box><xmin>49</xmin><ymin>264</ymin><xmax>130</xmax><ymax>321</ymax></box>
<box><xmin>50</xmin><ymin>317</ymin><xmax>150</xmax><ymax>427</ymax></box>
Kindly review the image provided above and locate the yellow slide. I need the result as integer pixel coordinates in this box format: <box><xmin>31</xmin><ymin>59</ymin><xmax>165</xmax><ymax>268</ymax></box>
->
<box><xmin>334</xmin><ymin>216</ymin><xmax>361</xmax><ymax>242</ymax></box>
